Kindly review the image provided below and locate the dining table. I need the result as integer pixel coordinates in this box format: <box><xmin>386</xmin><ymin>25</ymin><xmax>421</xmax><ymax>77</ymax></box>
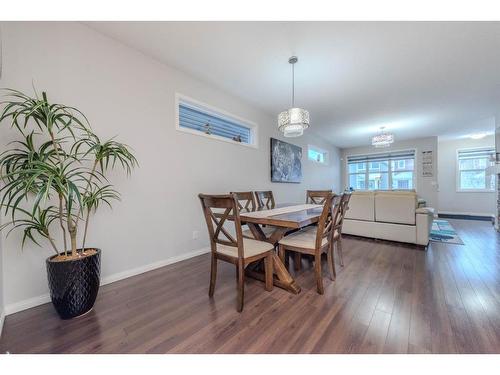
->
<box><xmin>236</xmin><ymin>203</ymin><xmax>324</xmax><ymax>294</ymax></box>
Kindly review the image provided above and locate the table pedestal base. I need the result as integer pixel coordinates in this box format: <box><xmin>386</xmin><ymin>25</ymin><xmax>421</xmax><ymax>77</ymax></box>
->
<box><xmin>245</xmin><ymin>223</ymin><xmax>301</xmax><ymax>294</ymax></box>
<box><xmin>246</xmin><ymin>253</ymin><xmax>301</xmax><ymax>294</ymax></box>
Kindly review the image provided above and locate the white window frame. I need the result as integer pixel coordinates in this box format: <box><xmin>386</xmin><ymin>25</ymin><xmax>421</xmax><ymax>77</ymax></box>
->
<box><xmin>456</xmin><ymin>147</ymin><xmax>495</xmax><ymax>193</ymax></box>
<box><xmin>175</xmin><ymin>93</ymin><xmax>259</xmax><ymax>149</ymax></box>
<box><xmin>307</xmin><ymin>145</ymin><xmax>329</xmax><ymax>165</ymax></box>
<box><xmin>345</xmin><ymin>148</ymin><xmax>417</xmax><ymax>192</ymax></box>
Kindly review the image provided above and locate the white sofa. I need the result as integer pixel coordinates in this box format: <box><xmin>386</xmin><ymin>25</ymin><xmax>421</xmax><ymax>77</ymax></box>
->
<box><xmin>342</xmin><ymin>190</ymin><xmax>434</xmax><ymax>246</ymax></box>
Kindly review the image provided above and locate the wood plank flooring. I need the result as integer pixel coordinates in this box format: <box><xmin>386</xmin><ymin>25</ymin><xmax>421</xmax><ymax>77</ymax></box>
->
<box><xmin>1</xmin><ymin>219</ymin><xmax>500</xmax><ymax>353</ymax></box>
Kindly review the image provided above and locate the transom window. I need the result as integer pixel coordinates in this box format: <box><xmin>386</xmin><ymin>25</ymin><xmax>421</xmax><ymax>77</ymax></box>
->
<box><xmin>308</xmin><ymin>145</ymin><xmax>328</xmax><ymax>164</ymax></box>
<box><xmin>457</xmin><ymin>148</ymin><xmax>495</xmax><ymax>192</ymax></box>
<box><xmin>347</xmin><ymin>150</ymin><xmax>416</xmax><ymax>191</ymax></box>
<box><xmin>175</xmin><ymin>94</ymin><xmax>257</xmax><ymax>148</ymax></box>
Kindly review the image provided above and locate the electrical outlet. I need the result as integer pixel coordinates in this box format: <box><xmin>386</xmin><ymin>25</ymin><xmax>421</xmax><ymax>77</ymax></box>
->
<box><xmin>192</xmin><ymin>231</ymin><xmax>199</xmax><ymax>240</ymax></box>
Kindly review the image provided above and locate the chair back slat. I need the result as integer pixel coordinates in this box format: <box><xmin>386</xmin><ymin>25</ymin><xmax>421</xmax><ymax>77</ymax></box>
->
<box><xmin>314</xmin><ymin>193</ymin><xmax>338</xmax><ymax>249</ymax></box>
<box><xmin>209</xmin><ymin>207</ymin><xmax>237</xmax><ymax>244</ymax></box>
<box><xmin>198</xmin><ymin>193</ymin><xmax>244</xmax><ymax>259</ymax></box>
<box><xmin>231</xmin><ymin>191</ymin><xmax>256</xmax><ymax>212</ymax></box>
<box><xmin>306</xmin><ymin>190</ymin><xmax>333</xmax><ymax>204</ymax></box>
<box><xmin>331</xmin><ymin>196</ymin><xmax>343</xmax><ymax>232</ymax></box>
<box><xmin>254</xmin><ymin>190</ymin><xmax>275</xmax><ymax>209</ymax></box>
<box><xmin>334</xmin><ymin>192</ymin><xmax>352</xmax><ymax>232</ymax></box>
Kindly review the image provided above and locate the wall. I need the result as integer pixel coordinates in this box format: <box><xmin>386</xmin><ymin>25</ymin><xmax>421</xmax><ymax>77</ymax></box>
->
<box><xmin>340</xmin><ymin>137</ymin><xmax>439</xmax><ymax>208</ymax></box>
<box><xmin>0</xmin><ymin>219</ymin><xmax>4</xmax><ymax>337</ymax></box>
<box><xmin>438</xmin><ymin>135</ymin><xmax>495</xmax><ymax>217</ymax></box>
<box><xmin>0</xmin><ymin>28</ymin><xmax>4</xmax><ymax>338</ymax></box>
<box><xmin>0</xmin><ymin>22</ymin><xmax>341</xmax><ymax>313</ymax></box>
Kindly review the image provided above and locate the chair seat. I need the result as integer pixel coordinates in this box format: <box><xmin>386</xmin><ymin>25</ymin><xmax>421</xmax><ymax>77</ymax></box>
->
<box><xmin>307</xmin><ymin>224</ymin><xmax>340</xmax><ymax>240</ymax></box>
<box><xmin>279</xmin><ymin>227</ymin><xmax>328</xmax><ymax>249</ymax></box>
<box><xmin>242</xmin><ymin>225</ymin><xmax>277</xmax><ymax>239</ymax></box>
<box><xmin>217</xmin><ymin>238</ymin><xmax>274</xmax><ymax>259</ymax></box>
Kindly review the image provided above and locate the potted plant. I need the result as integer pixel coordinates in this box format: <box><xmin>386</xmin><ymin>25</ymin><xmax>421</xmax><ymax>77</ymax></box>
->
<box><xmin>0</xmin><ymin>89</ymin><xmax>137</xmax><ymax>319</ymax></box>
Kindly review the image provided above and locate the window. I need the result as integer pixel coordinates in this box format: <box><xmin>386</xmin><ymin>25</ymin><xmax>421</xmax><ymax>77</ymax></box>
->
<box><xmin>175</xmin><ymin>94</ymin><xmax>257</xmax><ymax>147</ymax></box>
<box><xmin>391</xmin><ymin>158</ymin><xmax>415</xmax><ymax>190</ymax></box>
<box><xmin>308</xmin><ymin>145</ymin><xmax>328</xmax><ymax>164</ymax></box>
<box><xmin>368</xmin><ymin>160</ymin><xmax>389</xmax><ymax>189</ymax></box>
<box><xmin>457</xmin><ymin>148</ymin><xmax>495</xmax><ymax>192</ymax></box>
<box><xmin>347</xmin><ymin>150</ymin><xmax>415</xmax><ymax>191</ymax></box>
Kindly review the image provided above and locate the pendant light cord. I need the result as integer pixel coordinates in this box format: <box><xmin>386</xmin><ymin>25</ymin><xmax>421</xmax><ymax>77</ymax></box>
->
<box><xmin>291</xmin><ymin>62</ymin><xmax>295</xmax><ymax>107</ymax></box>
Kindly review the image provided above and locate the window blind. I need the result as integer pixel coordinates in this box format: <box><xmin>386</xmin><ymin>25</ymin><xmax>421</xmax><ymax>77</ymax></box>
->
<box><xmin>347</xmin><ymin>150</ymin><xmax>415</xmax><ymax>163</ymax></box>
<box><xmin>457</xmin><ymin>149</ymin><xmax>494</xmax><ymax>160</ymax></box>
<box><xmin>179</xmin><ymin>102</ymin><xmax>251</xmax><ymax>144</ymax></box>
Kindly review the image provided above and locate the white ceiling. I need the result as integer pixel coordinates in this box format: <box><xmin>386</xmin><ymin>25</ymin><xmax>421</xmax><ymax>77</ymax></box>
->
<box><xmin>86</xmin><ymin>22</ymin><xmax>500</xmax><ymax>148</ymax></box>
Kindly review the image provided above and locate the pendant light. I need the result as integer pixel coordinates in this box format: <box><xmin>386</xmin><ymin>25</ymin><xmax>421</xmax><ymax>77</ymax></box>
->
<box><xmin>278</xmin><ymin>56</ymin><xmax>310</xmax><ymax>137</ymax></box>
<box><xmin>371</xmin><ymin>126</ymin><xmax>395</xmax><ymax>148</ymax></box>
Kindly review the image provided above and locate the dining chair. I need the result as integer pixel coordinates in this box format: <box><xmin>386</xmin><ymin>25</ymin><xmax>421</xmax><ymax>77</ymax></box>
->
<box><xmin>198</xmin><ymin>193</ymin><xmax>274</xmax><ymax>312</ymax></box>
<box><xmin>232</xmin><ymin>191</ymin><xmax>275</xmax><ymax>239</ymax></box>
<box><xmin>306</xmin><ymin>190</ymin><xmax>333</xmax><ymax>204</ymax></box>
<box><xmin>295</xmin><ymin>189</ymin><xmax>335</xmax><ymax>267</ymax></box>
<box><xmin>254</xmin><ymin>190</ymin><xmax>275</xmax><ymax>209</ymax></box>
<box><xmin>278</xmin><ymin>193</ymin><xmax>341</xmax><ymax>294</ymax></box>
<box><xmin>333</xmin><ymin>192</ymin><xmax>352</xmax><ymax>267</ymax></box>
<box><xmin>231</xmin><ymin>191</ymin><xmax>256</xmax><ymax>212</ymax></box>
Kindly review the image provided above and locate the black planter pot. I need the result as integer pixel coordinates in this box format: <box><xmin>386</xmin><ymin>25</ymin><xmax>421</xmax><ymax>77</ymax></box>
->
<box><xmin>46</xmin><ymin>248</ymin><xmax>101</xmax><ymax>320</ymax></box>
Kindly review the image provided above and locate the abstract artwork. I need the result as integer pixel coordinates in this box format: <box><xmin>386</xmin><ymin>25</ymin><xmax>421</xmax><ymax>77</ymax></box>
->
<box><xmin>270</xmin><ymin>138</ymin><xmax>302</xmax><ymax>183</ymax></box>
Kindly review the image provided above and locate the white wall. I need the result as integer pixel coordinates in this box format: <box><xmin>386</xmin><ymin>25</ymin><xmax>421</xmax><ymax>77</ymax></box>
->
<box><xmin>0</xmin><ymin>22</ymin><xmax>341</xmax><ymax>313</ymax></box>
<box><xmin>438</xmin><ymin>135</ymin><xmax>495</xmax><ymax>216</ymax></box>
<box><xmin>340</xmin><ymin>137</ymin><xmax>439</xmax><ymax>208</ymax></box>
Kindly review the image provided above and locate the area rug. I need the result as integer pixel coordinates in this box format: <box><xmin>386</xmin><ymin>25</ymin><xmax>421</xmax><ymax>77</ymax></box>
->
<box><xmin>430</xmin><ymin>219</ymin><xmax>464</xmax><ymax>245</ymax></box>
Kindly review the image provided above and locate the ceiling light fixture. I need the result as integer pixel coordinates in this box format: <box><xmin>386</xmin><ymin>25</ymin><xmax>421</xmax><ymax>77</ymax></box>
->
<box><xmin>372</xmin><ymin>126</ymin><xmax>394</xmax><ymax>148</ymax></box>
<box><xmin>278</xmin><ymin>56</ymin><xmax>310</xmax><ymax>137</ymax></box>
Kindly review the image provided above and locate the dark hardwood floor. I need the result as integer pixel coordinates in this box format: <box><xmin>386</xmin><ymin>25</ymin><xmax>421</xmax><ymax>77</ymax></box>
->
<box><xmin>1</xmin><ymin>219</ymin><xmax>500</xmax><ymax>354</ymax></box>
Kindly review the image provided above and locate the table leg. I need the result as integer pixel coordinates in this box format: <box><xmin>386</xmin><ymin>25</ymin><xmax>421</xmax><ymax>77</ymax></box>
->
<box><xmin>247</xmin><ymin>223</ymin><xmax>266</xmax><ymax>241</ymax></box>
<box><xmin>245</xmin><ymin>223</ymin><xmax>301</xmax><ymax>294</ymax></box>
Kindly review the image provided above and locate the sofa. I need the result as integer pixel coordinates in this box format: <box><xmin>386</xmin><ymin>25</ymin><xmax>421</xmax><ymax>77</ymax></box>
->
<box><xmin>341</xmin><ymin>190</ymin><xmax>435</xmax><ymax>246</ymax></box>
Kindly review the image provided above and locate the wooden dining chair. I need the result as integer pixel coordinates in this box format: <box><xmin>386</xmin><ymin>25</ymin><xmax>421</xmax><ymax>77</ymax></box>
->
<box><xmin>198</xmin><ymin>193</ymin><xmax>274</xmax><ymax>312</ymax></box>
<box><xmin>332</xmin><ymin>192</ymin><xmax>352</xmax><ymax>267</ymax></box>
<box><xmin>254</xmin><ymin>190</ymin><xmax>275</xmax><ymax>209</ymax></box>
<box><xmin>231</xmin><ymin>191</ymin><xmax>256</xmax><ymax>212</ymax></box>
<box><xmin>306</xmin><ymin>190</ymin><xmax>333</xmax><ymax>204</ymax></box>
<box><xmin>278</xmin><ymin>193</ymin><xmax>341</xmax><ymax>294</ymax></box>
<box><xmin>232</xmin><ymin>191</ymin><xmax>275</xmax><ymax>239</ymax></box>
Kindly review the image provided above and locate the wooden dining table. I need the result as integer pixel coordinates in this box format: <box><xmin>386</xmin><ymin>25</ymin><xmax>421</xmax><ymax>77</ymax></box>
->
<box><xmin>237</xmin><ymin>203</ymin><xmax>324</xmax><ymax>294</ymax></box>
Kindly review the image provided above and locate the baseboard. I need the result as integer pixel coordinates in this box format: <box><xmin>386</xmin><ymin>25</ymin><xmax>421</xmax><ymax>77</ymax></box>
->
<box><xmin>4</xmin><ymin>294</ymin><xmax>51</xmax><ymax>315</ymax></box>
<box><xmin>100</xmin><ymin>247</ymin><xmax>210</xmax><ymax>285</ymax></box>
<box><xmin>438</xmin><ymin>211</ymin><xmax>495</xmax><ymax>222</ymax></box>
<box><xmin>4</xmin><ymin>246</ymin><xmax>210</xmax><ymax>316</ymax></box>
<box><xmin>0</xmin><ymin>309</ymin><xmax>5</xmax><ymax>338</ymax></box>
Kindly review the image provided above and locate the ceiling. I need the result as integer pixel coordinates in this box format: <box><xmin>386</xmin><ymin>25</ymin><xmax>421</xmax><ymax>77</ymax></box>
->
<box><xmin>86</xmin><ymin>22</ymin><xmax>500</xmax><ymax>148</ymax></box>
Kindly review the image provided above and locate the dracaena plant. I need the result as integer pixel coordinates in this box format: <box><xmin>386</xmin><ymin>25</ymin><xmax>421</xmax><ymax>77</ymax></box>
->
<box><xmin>0</xmin><ymin>89</ymin><xmax>137</xmax><ymax>258</ymax></box>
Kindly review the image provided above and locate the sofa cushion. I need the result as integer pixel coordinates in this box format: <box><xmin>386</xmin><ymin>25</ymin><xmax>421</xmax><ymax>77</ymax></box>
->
<box><xmin>375</xmin><ymin>189</ymin><xmax>416</xmax><ymax>194</ymax></box>
<box><xmin>344</xmin><ymin>191</ymin><xmax>375</xmax><ymax>221</ymax></box>
<box><xmin>374</xmin><ymin>191</ymin><xmax>417</xmax><ymax>225</ymax></box>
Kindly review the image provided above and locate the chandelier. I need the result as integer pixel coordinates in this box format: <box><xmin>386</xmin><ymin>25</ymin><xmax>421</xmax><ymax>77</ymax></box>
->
<box><xmin>372</xmin><ymin>127</ymin><xmax>394</xmax><ymax>148</ymax></box>
<box><xmin>278</xmin><ymin>56</ymin><xmax>310</xmax><ymax>137</ymax></box>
